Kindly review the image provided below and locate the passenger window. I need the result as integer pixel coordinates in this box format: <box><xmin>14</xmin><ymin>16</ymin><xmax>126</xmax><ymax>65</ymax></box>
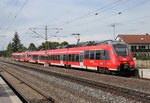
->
<box><xmin>96</xmin><ymin>50</ymin><xmax>101</xmax><ymax>60</ymax></box>
<box><xmin>68</xmin><ymin>54</ymin><xmax>71</xmax><ymax>61</ymax></box>
<box><xmin>54</xmin><ymin>55</ymin><xmax>56</xmax><ymax>60</ymax></box>
<box><xmin>48</xmin><ymin>55</ymin><xmax>50</xmax><ymax>60</ymax></box>
<box><xmin>76</xmin><ymin>54</ymin><xmax>79</xmax><ymax>62</ymax></box>
<box><xmin>102</xmin><ymin>50</ymin><xmax>110</xmax><ymax>60</ymax></box>
<box><xmin>52</xmin><ymin>55</ymin><xmax>54</xmax><ymax>60</ymax></box>
<box><xmin>105</xmin><ymin>50</ymin><xmax>110</xmax><ymax>60</ymax></box>
<box><xmin>63</xmin><ymin>54</ymin><xmax>65</xmax><ymax>61</ymax></box>
<box><xmin>72</xmin><ymin>54</ymin><xmax>75</xmax><ymax>62</ymax></box>
<box><xmin>90</xmin><ymin>50</ymin><xmax>95</xmax><ymax>59</ymax></box>
<box><xmin>84</xmin><ymin>51</ymin><xmax>89</xmax><ymax>59</ymax></box>
<box><xmin>57</xmin><ymin>55</ymin><xmax>60</xmax><ymax>60</ymax></box>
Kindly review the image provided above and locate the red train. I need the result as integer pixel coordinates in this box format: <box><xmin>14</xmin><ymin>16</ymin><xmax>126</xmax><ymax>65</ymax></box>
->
<box><xmin>11</xmin><ymin>40</ymin><xmax>135</xmax><ymax>74</ymax></box>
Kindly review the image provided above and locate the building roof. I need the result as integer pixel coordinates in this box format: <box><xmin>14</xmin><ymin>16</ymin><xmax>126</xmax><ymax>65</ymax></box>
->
<box><xmin>117</xmin><ymin>34</ymin><xmax>150</xmax><ymax>44</ymax></box>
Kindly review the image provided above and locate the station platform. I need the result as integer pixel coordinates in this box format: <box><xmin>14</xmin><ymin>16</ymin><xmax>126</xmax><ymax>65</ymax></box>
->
<box><xmin>0</xmin><ymin>77</ymin><xmax>22</xmax><ymax>103</ymax></box>
<box><xmin>139</xmin><ymin>69</ymin><xmax>150</xmax><ymax>78</ymax></box>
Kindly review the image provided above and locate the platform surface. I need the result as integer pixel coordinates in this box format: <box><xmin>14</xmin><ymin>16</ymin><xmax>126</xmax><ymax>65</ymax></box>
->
<box><xmin>0</xmin><ymin>77</ymin><xmax>22</xmax><ymax>103</ymax></box>
<box><xmin>139</xmin><ymin>69</ymin><xmax>150</xmax><ymax>78</ymax></box>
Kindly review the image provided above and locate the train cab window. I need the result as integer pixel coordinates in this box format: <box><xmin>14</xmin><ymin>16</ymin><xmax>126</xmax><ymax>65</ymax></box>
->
<box><xmin>84</xmin><ymin>51</ymin><xmax>89</xmax><ymax>59</ymax></box>
<box><xmin>96</xmin><ymin>50</ymin><xmax>101</xmax><ymax>60</ymax></box>
<box><xmin>113</xmin><ymin>44</ymin><xmax>129</xmax><ymax>56</ymax></box>
<box><xmin>90</xmin><ymin>50</ymin><xmax>95</xmax><ymax>59</ymax></box>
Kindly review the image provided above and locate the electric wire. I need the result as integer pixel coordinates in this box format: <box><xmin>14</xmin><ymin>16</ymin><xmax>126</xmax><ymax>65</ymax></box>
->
<box><xmin>79</xmin><ymin>14</ymin><xmax>150</xmax><ymax>34</ymax></box>
<box><xmin>0</xmin><ymin>0</ymin><xmax>19</xmax><ymax>32</ymax></box>
<box><xmin>55</xmin><ymin>0</ymin><xmax>124</xmax><ymax>27</ymax></box>
<box><xmin>3</xmin><ymin>0</ymin><xmax>29</xmax><ymax>35</ymax></box>
<box><xmin>61</xmin><ymin>0</ymin><xmax>148</xmax><ymax>30</ymax></box>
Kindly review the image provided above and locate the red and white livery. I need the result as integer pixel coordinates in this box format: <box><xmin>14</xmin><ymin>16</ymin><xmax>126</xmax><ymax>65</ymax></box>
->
<box><xmin>11</xmin><ymin>40</ymin><xmax>135</xmax><ymax>74</ymax></box>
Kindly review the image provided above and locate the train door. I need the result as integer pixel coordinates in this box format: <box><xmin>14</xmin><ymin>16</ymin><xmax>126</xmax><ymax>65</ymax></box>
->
<box><xmin>79</xmin><ymin>52</ymin><xmax>84</xmax><ymax>67</ymax></box>
<box><xmin>60</xmin><ymin>53</ymin><xmax>63</xmax><ymax>65</ymax></box>
<box><xmin>102</xmin><ymin>50</ymin><xmax>110</xmax><ymax>68</ymax></box>
<box><xmin>101</xmin><ymin>50</ymin><xmax>106</xmax><ymax>68</ymax></box>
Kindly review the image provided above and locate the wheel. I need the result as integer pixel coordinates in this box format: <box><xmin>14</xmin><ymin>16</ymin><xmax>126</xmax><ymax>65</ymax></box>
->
<box><xmin>97</xmin><ymin>67</ymin><xmax>100</xmax><ymax>73</ymax></box>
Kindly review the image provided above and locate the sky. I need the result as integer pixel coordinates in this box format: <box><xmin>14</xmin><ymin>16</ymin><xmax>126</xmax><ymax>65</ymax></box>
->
<box><xmin>0</xmin><ymin>0</ymin><xmax>150</xmax><ymax>50</ymax></box>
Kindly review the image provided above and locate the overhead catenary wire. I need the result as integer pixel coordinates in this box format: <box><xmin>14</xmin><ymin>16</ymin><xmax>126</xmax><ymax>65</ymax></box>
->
<box><xmin>78</xmin><ymin>14</ymin><xmax>150</xmax><ymax>34</ymax></box>
<box><xmin>3</xmin><ymin>0</ymin><xmax>29</xmax><ymax>35</ymax></box>
<box><xmin>60</xmin><ymin>0</ymin><xmax>148</xmax><ymax>30</ymax></box>
<box><xmin>1</xmin><ymin>0</ymin><xmax>149</xmax><ymax>46</ymax></box>
<box><xmin>52</xmin><ymin>0</ymin><xmax>127</xmax><ymax>37</ymax></box>
<box><xmin>60</xmin><ymin>14</ymin><xmax>150</xmax><ymax>36</ymax></box>
<box><xmin>55</xmin><ymin>0</ymin><xmax>125</xmax><ymax>28</ymax></box>
<box><xmin>0</xmin><ymin>0</ymin><xmax>19</xmax><ymax>32</ymax></box>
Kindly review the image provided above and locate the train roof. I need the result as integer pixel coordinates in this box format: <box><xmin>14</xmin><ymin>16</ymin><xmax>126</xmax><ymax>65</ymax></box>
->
<box><xmin>12</xmin><ymin>40</ymin><xmax>127</xmax><ymax>55</ymax></box>
<box><xmin>59</xmin><ymin>40</ymin><xmax>126</xmax><ymax>49</ymax></box>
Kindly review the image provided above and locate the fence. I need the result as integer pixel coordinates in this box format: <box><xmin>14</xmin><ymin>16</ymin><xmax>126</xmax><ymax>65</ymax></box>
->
<box><xmin>134</xmin><ymin>60</ymin><xmax>150</xmax><ymax>68</ymax></box>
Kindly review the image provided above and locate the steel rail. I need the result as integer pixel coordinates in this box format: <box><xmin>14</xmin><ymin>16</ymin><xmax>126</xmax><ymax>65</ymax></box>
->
<box><xmin>0</xmin><ymin>65</ymin><xmax>55</xmax><ymax>103</ymax></box>
<box><xmin>1</xmin><ymin>61</ymin><xmax>150</xmax><ymax>103</ymax></box>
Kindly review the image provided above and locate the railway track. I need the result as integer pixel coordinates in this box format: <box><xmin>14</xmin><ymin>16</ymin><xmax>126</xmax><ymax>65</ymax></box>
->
<box><xmin>1</xmin><ymin>60</ymin><xmax>150</xmax><ymax>103</ymax></box>
<box><xmin>0</xmin><ymin>63</ymin><xmax>55</xmax><ymax>103</ymax></box>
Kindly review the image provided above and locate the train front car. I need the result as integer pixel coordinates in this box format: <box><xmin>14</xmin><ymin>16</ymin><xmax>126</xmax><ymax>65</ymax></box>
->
<box><xmin>110</xmin><ymin>41</ymin><xmax>135</xmax><ymax>75</ymax></box>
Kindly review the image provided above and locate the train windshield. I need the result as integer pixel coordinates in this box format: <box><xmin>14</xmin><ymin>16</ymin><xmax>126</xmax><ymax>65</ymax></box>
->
<box><xmin>113</xmin><ymin>44</ymin><xmax>129</xmax><ymax>56</ymax></box>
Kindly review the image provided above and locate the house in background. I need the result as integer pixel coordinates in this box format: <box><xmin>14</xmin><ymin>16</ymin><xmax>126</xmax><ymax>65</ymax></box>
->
<box><xmin>116</xmin><ymin>34</ymin><xmax>150</xmax><ymax>59</ymax></box>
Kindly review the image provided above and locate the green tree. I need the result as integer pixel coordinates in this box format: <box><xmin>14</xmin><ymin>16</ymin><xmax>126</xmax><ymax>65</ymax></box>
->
<box><xmin>49</xmin><ymin>41</ymin><xmax>59</xmax><ymax>49</ymax></box>
<box><xmin>12</xmin><ymin>32</ymin><xmax>22</xmax><ymax>52</ymax></box>
<box><xmin>28</xmin><ymin>43</ymin><xmax>37</xmax><ymax>51</ymax></box>
<box><xmin>0</xmin><ymin>50</ymin><xmax>7</xmax><ymax>57</ymax></box>
<box><xmin>6</xmin><ymin>42</ymin><xmax>13</xmax><ymax>57</ymax></box>
<box><xmin>37</xmin><ymin>41</ymin><xmax>60</xmax><ymax>50</ymax></box>
<box><xmin>18</xmin><ymin>45</ymin><xmax>27</xmax><ymax>52</ymax></box>
<box><xmin>37</xmin><ymin>42</ymin><xmax>45</xmax><ymax>50</ymax></box>
<box><xmin>60</xmin><ymin>41</ymin><xmax>68</xmax><ymax>47</ymax></box>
